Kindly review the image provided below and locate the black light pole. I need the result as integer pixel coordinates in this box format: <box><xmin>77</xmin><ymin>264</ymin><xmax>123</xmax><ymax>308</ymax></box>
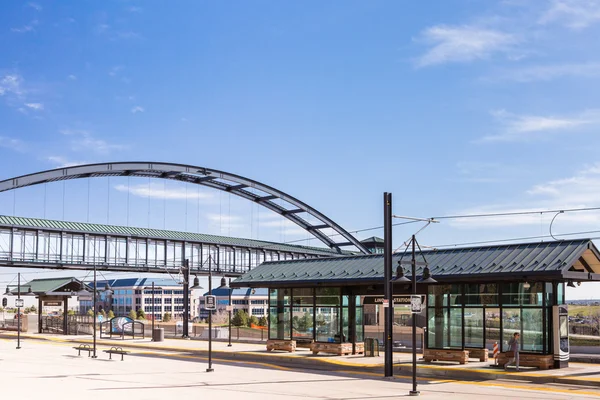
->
<box><xmin>228</xmin><ymin>278</ymin><xmax>232</xmax><ymax>347</ymax></box>
<box><xmin>182</xmin><ymin>259</ymin><xmax>190</xmax><ymax>338</ymax></box>
<box><xmin>92</xmin><ymin>263</ymin><xmax>97</xmax><ymax>358</ymax></box>
<box><xmin>17</xmin><ymin>273</ymin><xmax>21</xmax><ymax>350</ymax></box>
<box><xmin>152</xmin><ymin>281</ymin><xmax>155</xmax><ymax>335</ymax></box>
<box><xmin>207</xmin><ymin>255</ymin><xmax>214</xmax><ymax>372</ymax></box>
<box><xmin>383</xmin><ymin>192</ymin><xmax>393</xmax><ymax>377</ymax></box>
<box><xmin>410</xmin><ymin>235</ymin><xmax>418</xmax><ymax>396</ymax></box>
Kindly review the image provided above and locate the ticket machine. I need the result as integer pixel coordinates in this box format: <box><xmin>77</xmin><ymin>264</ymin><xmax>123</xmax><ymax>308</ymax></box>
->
<box><xmin>553</xmin><ymin>305</ymin><xmax>569</xmax><ymax>368</ymax></box>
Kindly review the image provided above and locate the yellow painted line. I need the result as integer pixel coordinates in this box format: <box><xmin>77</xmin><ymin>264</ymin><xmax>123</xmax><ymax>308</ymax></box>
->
<box><xmin>453</xmin><ymin>379</ymin><xmax>600</xmax><ymax>397</ymax></box>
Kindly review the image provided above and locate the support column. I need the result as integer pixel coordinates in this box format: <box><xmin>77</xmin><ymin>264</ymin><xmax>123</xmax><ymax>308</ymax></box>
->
<box><xmin>63</xmin><ymin>297</ymin><xmax>68</xmax><ymax>335</ymax></box>
<box><xmin>349</xmin><ymin>294</ymin><xmax>357</xmax><ymax>355</ymax></box>
<box><xmin>38</xmin><ymin>297</ymin><xmax>42</xmax><ymax>334</ymax></box>
<box><xmin>383</xmin><ymin>192</ymin><xmax>393</xmax><ymax>377</ymax></box>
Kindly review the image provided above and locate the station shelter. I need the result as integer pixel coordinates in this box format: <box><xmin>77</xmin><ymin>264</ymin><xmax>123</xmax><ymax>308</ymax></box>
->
<box><xmin>7</xmin><ymin>277</ymin><xmax>91</xmax><ymax>334</ymax></box>
<box><xmin>231</xmin><ymin>239</ymin><xmax>600</xmax><ymax>368</ymax></box>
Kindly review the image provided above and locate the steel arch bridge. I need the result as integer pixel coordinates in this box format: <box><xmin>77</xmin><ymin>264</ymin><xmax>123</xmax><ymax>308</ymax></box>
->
<box><xmin>0</xmin><ymin>162</ymin><xmax>369</xmax><ymax>255</ymax></box>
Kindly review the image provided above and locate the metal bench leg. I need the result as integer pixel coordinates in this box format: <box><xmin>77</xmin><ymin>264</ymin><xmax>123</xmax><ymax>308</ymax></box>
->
<box><xmin>121</xmin><ymin>354</ymin><xmax>124</xmax><ymax>361</ymax></box>
<box><xmin>78</xmin><ymin>350</ymin><xmax>81</xmax><ymax>356</ymax></box>
<box><xmin>109</xmin><ymin>353</ymin><xmax>112</xmax><ymax>360</ymax></box>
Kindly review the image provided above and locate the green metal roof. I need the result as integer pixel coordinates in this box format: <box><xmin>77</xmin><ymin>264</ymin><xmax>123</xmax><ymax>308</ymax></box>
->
<box><xmin>0</xmin><ymin>215</ymin><xmax>347</xmax><ymax>257</ymax></box>
<box><xmin>8</xmin><ymin>277</ymin><xmax>89</xmax><ymax>295</ymax></box>
<box><xmin>232</xmin><ymin>239</ymin><xmax>600</xmax><ymax>287</ymax></box>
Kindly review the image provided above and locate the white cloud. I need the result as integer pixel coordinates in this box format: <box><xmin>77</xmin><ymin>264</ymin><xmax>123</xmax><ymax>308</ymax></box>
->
<box><xmin>11</xmin><ymin>19</ymin><xmax>38</xmax><ymax>33</ymax></box>
<box><xmin>127</xmin><ymin>6</ymin><xmax>142</xmax><ymax>13</ymax></box>
<box><xmin>67</xmin><ymin>74</ymin><xmax>77</xmax><ymax>81</ymax></box>
<box><xmin>24</xmin><ymin>102</ymin><xmax>43</xmax><ymax>111</ymax></box>
<box><xmin>114</xmin><ymin>183</ymin><xmax>214</xmax><ymax>201</ymax></box>
<box><xmin>131</xmin><ymin>106</ymin><xmax>144</xmax><ymax>113</ymax></box>
<box><xmin>450</xmin><ymin>163</ymin><xmax>600</xmax><ymax>228</ymax></box>
<box><xmin>415</xmin><ymin>25</ymin><xmax>518</xmax><ymax>67</ymax></box>
<box><xmin>479</xmin><ymin>109</ymin><xmax>598</xmax><ymax>142</ymax></box>
<box><xmin>60</xmin><ymin>129</ymin><xmax>127</xmax><ymax>155</ymax></box>
<box><xmin>47</xmin><ymin>156</ymin><xmax>86</xmax><ymax>168</ymax></box>
<box><xmin>0</xmin><ymin>136</ymin><xmax>25</xmax><ymax>152</ymax></box>
<box><xmin>28</xmin><ymin>3</ymin><xmax>42</xmax><ymax>11</ymax></box>
<box><xmin>540</xmin><ymin>0</ymin><xmax>600</xmax><ymax>30</ymax></box>
<box><xmin>494</xmin><ymin>62</ymin><xmax>600</xmax><ymax>82</ymax></box>
<box><xmin>0</xmin><ymin>74</ymin><xmax>24</xmax><ymax>97</ymax></box>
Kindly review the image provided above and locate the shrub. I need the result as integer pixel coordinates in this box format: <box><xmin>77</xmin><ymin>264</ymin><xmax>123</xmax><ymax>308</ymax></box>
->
<box><xmin>128</xmin><ymin>310</ymin><xmax>137</xmax><ymax>320</ymax></box>
<box><xmin>136</xmin><ymin>308</ymin><xmax>146</xmax><ymax>320</ymax></box>
<box><xmin>107</xmin><ymin>310</ymin><xmax>115</xmax><ymax>319</ymax></box>
<box><xmin>163</xmin><ymin>312</ymin><xmax>172</xmax><ymax>322</ymax></box>
<box><xmin>248</xmin><ymin>315</ymin><xmax>259</xmax><ymax>327</ymax></box>
<box><xmin>231</xmin><ymin>309</ymin><xmax>249</xmax><ymax>327</ymax></box>
<box><xmin>258</xmin><ymin>316</ymin><xmax>267</xmax><ymax>327</ymax></box>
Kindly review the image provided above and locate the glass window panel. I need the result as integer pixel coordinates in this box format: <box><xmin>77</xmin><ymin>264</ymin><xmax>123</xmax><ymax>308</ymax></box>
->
<box><xmin>464</xmin><ymin>308</ymin><xmax>484</xmax><ymax>348</ymax></box>
<box><xmin>355</xmin><ymin>307</ymin><xmax>364</xmax><ymax>342</ymax></box>
<box><xmin>316</xmin><ymin>288</ymin><xmax>340</xmax><ymax>306</ymax></box>
<box><xmin>485</xmin><ymin>308</ymin><xmax>500</xmax><ymax>349</ymax></box>
<box><xmin>428</xmin><ymin>285</ymin><xmax>452</xmax><ymax>307</ymax></box>
<box><xmin>292</xmin><ymin>307</ymin><xmax>313</xmax><ymax>340</ymax></box>
<box><xmin>557</xmin><ymin>283</ymin><xmax>565</xmax><ymax>305</ymax></box>
<box><xmin>292</xmin><ymin>288</ymin><xmax>314</xmax><ymax>306</ymax></box>
<box><xmin>545</xmin><ymin>282</ymin><xmax>554</xmax><ymax>306</ymax></box>
<box><xmin>268</xmin><ymin>306</ymin><xmax>291</xmax><ymax>340</ymax></box>
<box><xmin>427</xmin><ymin>307</ymin><xmax>448</xmax><ymax>348</ymax></box>
<box><xmin>269</xmin><ymin>289</ymin><xmax>278</xmax><ymax>307</ymax></box>
<box><xmin>342</xmin><ymin>308</ymin><xmax>349</xmax><ymax>342</ymax></box>
<box><xmin>502</xmin><ymin>283</ymin><xmax>543</xmax><ymax>306</ymax></box>
<box><xmin>450</xmin><ymin>308</ymin><xmax>462</xmax><ymax>347</ymax></box>
<box><xmin>501</xmin><ymin>308</ymin><xmax>520</xmax><ymax>352</ymax></box>
<box><xmin>316</xmin><ymin>307</ymin><xmax>340</xmax><ymax>343</ymax></box>
<box><xmin>465</xmin><ymin>284</ymin><xmax>498</xmax><ymax>306</ymax></box>
<box><xmin>522</xmin><ymin>308</ymin><xmax>543</xmax><ymax>353</ymax></box>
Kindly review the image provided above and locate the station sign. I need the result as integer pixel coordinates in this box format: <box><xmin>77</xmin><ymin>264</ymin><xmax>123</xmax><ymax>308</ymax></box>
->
<box><xmin>410</xmin><ymin>295</ymin><xmax>422</xmax><ymax>313</ymax></box>
<box><xmin>363</xmin><ymin>295</ymin><xmax>425</xmax><ymax>306</ymax></box>
<box><xmin>204</xmin><ymin>295</ymin><xmax>216</xmax><ymax>310</ymax></box>
<box><xmin>44</xmin><ymin>301</ymin><xmax>62</xmax><ymax>306</ymax></box>
<box><xmin>15</xmin><ymin>299</ymin><xmax>24</xmax><ymax>308</ymax></box>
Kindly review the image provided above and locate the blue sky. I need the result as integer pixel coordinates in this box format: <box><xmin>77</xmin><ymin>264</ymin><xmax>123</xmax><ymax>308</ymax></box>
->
<box><xmin>1</xmin><ymin>1</ymin><xmax>600</xmax><ymax>299</ymax></box>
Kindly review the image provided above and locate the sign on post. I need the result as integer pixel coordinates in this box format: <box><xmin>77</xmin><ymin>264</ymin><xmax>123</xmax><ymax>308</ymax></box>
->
<box><xmin>410</xmin><ymin>295</ymin><xmax>422</xmax><ymax>313</ymax></box>
<box><xmin>15</xmin><ymin>299</ymin><xmax>24</xmax><ymax>308</ymax></box>
<box><xmin>204</xmin><ymin>295</ymin><xmax>216</xmax><ymax>310</ymax></box>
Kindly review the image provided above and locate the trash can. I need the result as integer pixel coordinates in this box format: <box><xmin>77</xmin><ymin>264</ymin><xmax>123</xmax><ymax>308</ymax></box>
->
<box><xmin>364</xmin><ymin>338</ymin><xmax>380</xmax><ymax>357</ymax></box>
<box><xmin>152</xmin><ymin>328</ymin><xmax>164</xmax><ymax>342</ymax></box>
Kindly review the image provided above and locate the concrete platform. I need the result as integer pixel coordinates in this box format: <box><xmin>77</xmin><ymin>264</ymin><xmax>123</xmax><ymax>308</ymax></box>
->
<box><xmin>5</xmin><ymin>332</ymin><xmax>600</xmax><ymax>389</ymax></box>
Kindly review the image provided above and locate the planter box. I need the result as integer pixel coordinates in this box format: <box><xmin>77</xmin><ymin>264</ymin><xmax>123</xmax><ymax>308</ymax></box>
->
<box><xmin>266</xmin><ymin>339</ymin><xmax>296</xmax><ymax>353</ymax></box>
<box><xmin>497</xmin><ymin>352</ymin><xmax>554</xmax><ymax>370</ymax></box>
<box><xmin>466</xmin><ymin>347</ymin><xmax>489</xmax><ymax>362</ymax></box>
<box><xmin>423</xmin><ymin>349</ymin><xmax>469</xmax><ymax>364</ymax></box>
<box><xmin>311</xmin><ymin>342</ymin><xmax>362</xmax><ymax>356</ymax></box>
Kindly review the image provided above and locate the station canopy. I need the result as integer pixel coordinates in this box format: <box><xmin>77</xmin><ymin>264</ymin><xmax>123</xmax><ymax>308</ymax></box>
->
<box><xmin>231</xmin><ymin>239</ymin><xmax>600</xmax><ymax>288</ymax></box>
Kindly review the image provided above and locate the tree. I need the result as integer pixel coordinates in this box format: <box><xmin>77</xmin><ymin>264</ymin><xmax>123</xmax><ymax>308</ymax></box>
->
<box><xmin>163</xmin><ymin>312</ymin><xmax>172</xmax><ymax>322</ymax></box>
<box><xmin>107</xmin><ymin>310</ymin><xmax>115</xmax><ymax>319</ymax></box>
<box><xmin>258</xmin><ymin>316</ymin><xmax>267</xmax><ymax>327</ymax></box>
<box><xmin>249</xmin><ymin>315</ymin><xmax>259</xmax><ymax>327</ymax></box>
<box><xmin>136</xmin><ymin>308</ymin><xmax>146</xmax><ymax>320</ymax></box>
<box><xmin>87</xmin><ymin>308</ymin><xmax>95</xmax><ymax>317</ymax></box>
<box><xmin>67</xmin><ymin>310</ymin><xmax>75</xmax><ymax>316</ymax></box>
<box><xmin>28</xmin><ymin>305</ymin><xmax>37</xmax><ymax>314</ymax></box>
<box><xmin>212</xmin><ymin>310</ymin><xmax>229</xmax><ymax>325</ymax></box>
<box><xmin>231</xmin><ymin>309</ymin><xmax>249</xmax><ymax>327</ymax></box>
<box><xmin>128</xmin><ymin>309</ymin><xmax>137</xmax><ymax>320</ymax></box>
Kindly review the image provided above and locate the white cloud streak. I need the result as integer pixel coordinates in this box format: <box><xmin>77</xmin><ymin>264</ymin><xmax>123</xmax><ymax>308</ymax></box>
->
<box><xmin>479</xmin><ymin>109</ymin><xmax>599</xmax><ymax>142</ymax></box>
<box><xmin>415</xmin><ymin>25</ymin><xmax>518</xmax><ymax>67</ymax></box>
<box><xmin>540</xmin><ymin>0</ymin><xmax>600</xmax><ymax>30</ymax></box>
<box><xmin>60</xmin><ymin>129</ymin><xmax>127</xmax><ymax>155</ymax></box>
<box><xmin>0</xmin><ymin>74</ymin><xmax>24</xmax><ymax>97</ymax></box>
<box><xmin>11</xmin><ymin>19</ymin><xmax>38</xmax><ymax>33</ymax></box>
<box><xmin>24</xmin><ymin>102</ymin><xmax>43</xmax><ymax>111</ymax></box>
<box><xmin>114</xmin><ymin>183</ymin><xmax>214</xmax><ymax>201</ymax></box>
<box><xmin>0</xmin><ymin>136</ymin><xmax>26</xmax><ymax>152</ymax></box>
<box><xmin>131</xmin><ymin>106</ymin><xmax>144</xmax><ymax>113</ymax></box>
<box><xmin>451</xmin><ymin>163</ymin><xmax>600</xmax><ymax>228</ymax></box>
<box><xmin>47</xmin><ymin>156</ymin><xmax>86</xmax><ymax>168</ymax></box>
<box><xmin>494</xmin><ymin>62</ymin><xmax>600</xmax><ymax>82</ymax></box>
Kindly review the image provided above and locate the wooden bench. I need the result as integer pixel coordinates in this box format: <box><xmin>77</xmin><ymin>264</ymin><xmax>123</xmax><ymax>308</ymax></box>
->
<box><xmin>103</xmin><ymin>346</ymin><xmax>130</xmax><ymax>361</ymax></box>
<box><xmin>73</xmin><ymin>344</ymin><xmax>93</xmax><ymax>357</ymax></box>
<box><xmin>466</xmin><ymin>347</ymin><xmax>489</xmax><ymax>362</ymax></box>
<box><xmin>266</xmin><ymin>339</ymin><xmax>296</xmax><ymax>353</ymax></box>
<box><xmin>497</xmin><ymin>352</ymin><xmax>553</xmax><ymax>370</ymax></box>
<box><xmin>423</xmin><ymin>349</ymin><xmax>470</xmax><ymax>364</ymax></box>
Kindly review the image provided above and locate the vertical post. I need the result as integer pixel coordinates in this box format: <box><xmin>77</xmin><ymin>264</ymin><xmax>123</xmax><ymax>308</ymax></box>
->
<box><xmin>17</xmin><ymin>272</ymin><xmax>21</xmax><ymax>349</ymax></box>
<box><xmin>182</xmin><ymin>259</ymin><xmax>190</xmax><ymax>338</ymax></box>
<box><xmin>410</xmin><ymin>235</ymin><xmax>419</xmax><ymax>396</ymax></box>
<box><xmin>92</xmin><ymin>264</ymin><xmax>97</xmax><ymax>358</ymax></box>
<box><xmin>151</xmin><ymin>281</ymin><xmax>155</xmax><ymax>340</ymax></box>
<box><xmin>228</xmin><ymin>278</ymin><xmax>232</xmax><ymax>347</ymax></box>
<box><xmin>383</xmin><ymin>192</ymin><xmax>393</xmax><ymax>377</ymax></box>
<box><xmin>207</xmin><ymin>255</ymin><xmax>214</xmax><ymax>372</ymax></box>
<box><xmin>38</xmin><ymin>296</ymin><xmax>42</xmax><ymax>334</ymax></box>
<box><xmin>63</xmin><ymin>297</ymin><xmax>68</xmax><ymax>335</ymax></box>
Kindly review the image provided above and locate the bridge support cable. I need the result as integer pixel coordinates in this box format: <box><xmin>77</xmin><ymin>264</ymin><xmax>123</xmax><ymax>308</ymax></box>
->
<box><xmin>0</xmin><ymin>162</ymin><xmax>369</xmax><ymax>254</ymax></box>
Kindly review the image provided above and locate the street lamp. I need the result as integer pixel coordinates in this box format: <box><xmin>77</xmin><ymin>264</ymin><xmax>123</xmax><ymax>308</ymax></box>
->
<box><xmin>217</xmin><ymin>277</ymin><xmax>232</xmax><ymax>347</ymax></box>
<box><xmin>79</xmin><ymin>265</ymin><xmax>112</xmax><ymax>358</ymax></box>
<box><xmin>4</xmin><ymin>273</ymin><xmax>33</xmax><ymax>350</ymax></box>
<box><xmin>143</xmin><ymin>282</ymin><xmax>163</xmax><ymax>341</ymax></box>
<box><xmin>392</xmin><ymin>235</ymin><xmax>436</xmax><ymax>397</ymax></box>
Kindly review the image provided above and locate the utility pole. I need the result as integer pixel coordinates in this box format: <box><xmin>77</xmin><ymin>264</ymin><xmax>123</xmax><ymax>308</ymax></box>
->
<box><xmin>383</xmin><ymin>192</ymin><xmax>393</xmax><ymax>377</ymax></box>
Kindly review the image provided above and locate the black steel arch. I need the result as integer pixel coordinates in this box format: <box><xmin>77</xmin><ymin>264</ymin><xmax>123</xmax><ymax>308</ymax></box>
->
<box><xmin>0</xmin><ymin>162</ymin><xmax>369</xmax><ymax>254</ymax></box>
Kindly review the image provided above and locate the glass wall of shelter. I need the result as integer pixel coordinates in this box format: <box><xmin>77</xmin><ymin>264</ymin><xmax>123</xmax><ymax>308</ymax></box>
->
<box><xmin>268</xmin><ymin>288</ymin><xmax>364</xmax><ymax>343</ymax></box>
<box><xmin>427</xmin><ymin>282</ymin><xmax>565</xmax><ymax>354</ymax></box>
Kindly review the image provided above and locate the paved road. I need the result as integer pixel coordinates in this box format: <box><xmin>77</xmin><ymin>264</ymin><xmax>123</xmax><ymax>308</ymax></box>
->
<box><xmin>2</xmin><ymin>338</ymin><xmax>600</xmax><ymax>399</ymax></box>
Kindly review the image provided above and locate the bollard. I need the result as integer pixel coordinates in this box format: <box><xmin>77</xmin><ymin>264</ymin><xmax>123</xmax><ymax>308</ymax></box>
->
<box><xmin>493</xmin><ymin>342</ymin><xmax>499</xmax><ymax>365</ymax></box>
